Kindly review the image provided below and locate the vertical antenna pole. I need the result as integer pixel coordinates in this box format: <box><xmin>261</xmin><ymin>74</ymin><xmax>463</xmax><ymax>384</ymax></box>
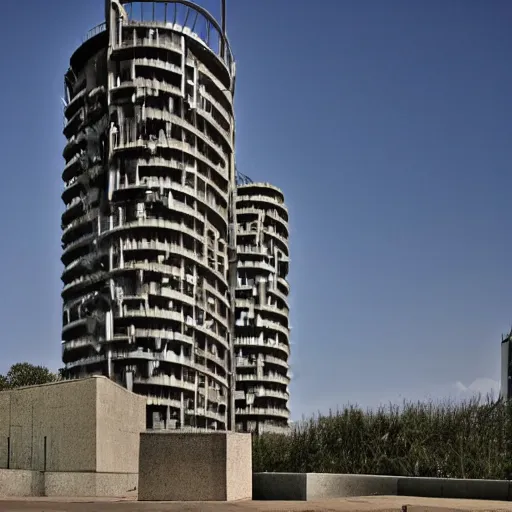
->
<box><xmin>220</xmin><ymin>0</ymin><xmax>226</xmax><ymax>59</ymax></box>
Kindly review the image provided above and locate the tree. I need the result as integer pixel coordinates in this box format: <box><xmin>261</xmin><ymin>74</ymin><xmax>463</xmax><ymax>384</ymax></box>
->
<box><xmin>0</xmin><ymin>363</ymin><xmax>58</xmax><ymax>390</ymax></box>
<box><xmin>0</xmin><ymin>374</ymin><xmax>8</xmax><ymax>391</ymax></box>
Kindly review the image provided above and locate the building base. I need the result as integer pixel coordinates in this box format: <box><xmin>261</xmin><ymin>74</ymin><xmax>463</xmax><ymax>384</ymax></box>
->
<box><xmin>0</xmin><ymin>470</ymin><xmax>137</xmax><ymax>498</ymax></box>
<box><xmin>138</xmin><ymin>432</ymin><xmax>252</xmax><ymax>501</ymax></box>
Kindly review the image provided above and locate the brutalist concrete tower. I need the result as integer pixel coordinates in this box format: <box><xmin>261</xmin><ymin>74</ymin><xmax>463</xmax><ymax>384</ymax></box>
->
<box><xmin>61</xmin><ymin>0</ymin><xmax>237</xmax><ymax>430</ymax></box>
<box><xmin>234</xmin><ymin>179</ymin><xmax>291</xmax><ymax>434</ymax></box>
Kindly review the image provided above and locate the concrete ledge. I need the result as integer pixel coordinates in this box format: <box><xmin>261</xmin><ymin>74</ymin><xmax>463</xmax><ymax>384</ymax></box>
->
<box><xmin>44</xmin><ymin>472</ymin><xmax>138</xmax><ymax>497</ymax></box>
<box><xmin>307</xmin><ymin>473</ymin><xmax>398</xmax><ymax>500</ymax></box>
<box><xmin>0</xmin><ymin>470</ymin><xmax>44</xmax><ymax>497</ymax></box>
<box><xmin>0</xmin><ymin>470</ymin><xmax>137</xmax><ymax>498</ymax></box>
<box><xmin>253</xmin><ymin>473</ymin><xmax>307</xmax><ymax>501</ymax></box>
<box><xmin>397</xmin><ymin>476</ymin><xmax>510</xmax><ymax>501</ymax></box>
<box><xmin>253</xmin><ymin>473</ymin><xmax>512</xmax><ymax>501</ymax></box>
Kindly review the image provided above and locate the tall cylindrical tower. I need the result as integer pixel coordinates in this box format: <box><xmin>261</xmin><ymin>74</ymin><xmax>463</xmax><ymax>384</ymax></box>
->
<box><xmin>61</xmin><ymin>0</ymin><xmax>236</xmax><ymax>430</ymax></box>
<box><xmin>234</xmin><ymin>182</ymin><xmax>291</xmax><ymax>434</ymax></box>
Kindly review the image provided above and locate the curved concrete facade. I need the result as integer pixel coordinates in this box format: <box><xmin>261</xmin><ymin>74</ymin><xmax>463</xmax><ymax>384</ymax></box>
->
<box><xmin>234</xmin><ymin>183</ymin><xmax>291</xmax><ymax>434</ymax></box>
<box><xmin>61</xmin><ymin>1</ymin><xmax>236</xmax><ymax>430</ymax></box>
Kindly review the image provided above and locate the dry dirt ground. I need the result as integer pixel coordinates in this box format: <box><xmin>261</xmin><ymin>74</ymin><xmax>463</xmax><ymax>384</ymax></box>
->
<box><xmin>2</xmin><ymin>496</ymin><xmax>512</xmax><ymax>512</ymax></box>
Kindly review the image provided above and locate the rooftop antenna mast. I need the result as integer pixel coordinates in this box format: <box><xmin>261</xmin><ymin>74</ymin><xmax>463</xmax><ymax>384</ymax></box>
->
<box><xmin>221</xmin><ymin>0</ymin><xmax>226</xmax><ymax>58</ymax></box>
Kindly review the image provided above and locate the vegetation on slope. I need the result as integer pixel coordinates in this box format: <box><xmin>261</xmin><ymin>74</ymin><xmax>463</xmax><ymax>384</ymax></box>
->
<box><xmin>253</xmin><ymin>397</ymin><xmax>512</xmax><ymax>479</ymax></box>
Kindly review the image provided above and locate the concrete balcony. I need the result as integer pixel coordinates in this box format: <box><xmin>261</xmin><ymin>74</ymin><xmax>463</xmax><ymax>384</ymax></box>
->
<box><xmin>64</xmin><ymin>88</ymin><xmax>86</xmax><ymax>118</ymax></box>
<box><xmin>235</xmin><ymin>354</ymin><xmax>288</xmax><ymax>371</ymax></box>
<box><xmin>100</xmin><ymin>218</ymin><xmax>203</xmax><ymax>245</ymax></box>
<box><xmin>133</xmin><ymin>57</ymin><xmax>182</xmax><ymax>76</ymax></box>
<box><xmin>253</xmin><ymin>388</ymin><xmax>289</xmax><ymax>401</ymax></box>
<box><xmin>257</xmin><ymin>318</ymin><xmax>290</xmax><ymax>340</ymax></box>
<box><xmin>234</xmin><ymin>337</ymin><xmax>289</xmax><ymax>357</ymax></box>
<box><xmin>62</xmin><ymin>209</ymin><xmax>98</xmax><ymax>240</ymax></box>
<box><xmin>265</xmin><ymin>209</ymin><xmax>289</xmax><ymax>229</ymax></box>
<box><xmin>261</xmin><ymin>355</ymin><xmax>288</xmax><ymax>370</ymax></box>
<box><xmin>134</xmin><ymin>375</ymin><xmax>195</xmax><ymax>392</ymax></box>
<box><xmin>197</xmin><ymin>64</ymin><xmax>233</xmax><ymax>106</ymax></box>
<box><xmin>203</xmin><ymin>280</ymin><xmax>230</xmax><ymax>308</ymax></box>
<box><xmin>277</xmin><ymin>277</ymin><xmax>290</xmax><ymax>295</ymax></box>
<box><xmin>262</xmin><ymin>228</ymin><xmax>289</xmax><ymax>250</ymax></box>
<box><xmin>194</xmin><ymin>347</ymin><xmax>225</xmax><ymax>369</ymax></box>
<box><xmin>143</xmin><ymin>107</ymin><xmax>231</xmax><ymax>161</ymax></box>
<box><xmin>236</xmin><ymin>258</ymin><xmax>275</xmax><ymax>273</ymax></box>
<box><xmin>195</xmin><ymin>103</ymin><xmax>231</xmax><ymax>147</ymax></box>
<box><xmin>112</xmin><ymin>259</ymin><xmax>227</xmax><ymax>299</ymax></box>
<box><xmin>236</xmin><ymin>299</ymin><xmax>289</xmax><ymax>320</ymax></box>
<box><xmin>110</xmin><ymin>76</ymin><xmax>181</xmax><ymax>97</ymax></box>
<box><xmin>235</xmin><ymin>388</ymin><xmax>289</xmax><ymax>402</ymax></box>
<box><xmin>121</xmin><ymin>239</ymin><xmax>205</xmax><ymax>267</ymax></box>
<box><xmin>236</xmin><ymin>373</ymin><xmax>290</xmax><ymax>386</ymax></box>
<box><xmin>235</xmin><ymin>407</ymin><xmax>290</xmax><ymax>420</ymax></box>
<box><xmin>113</xmin><ymin>155</ymin><xmax>229</xmax><ymax>201</ymax></box>
<box><xmin>256</xmin><ymin>423</ymin><xmax>291</xmax><ymax>435</ymax></box>
<box><xmin>267</xmin><ymin>285</ymin><xmax>290</xmax><ymax>308</ymax></box>
<box><xmin>114</xmin><ymin>36</ymin><xmax>182</xmax><ymax>55</ymax></box>
<box><xmin>235</xmin><ymin>207</ymin><xmax>288</xmax><ymax>231</ymax></box>
<box><xmin>146</xmin><ymin>395</ymin><xmax>182</xmax><ymax>410</ymax></box>
<box><xmin>193</xmin><ymin>407</ymin><xmax>226</xmax><ymax>424</ymax></box>
<box><xmin>62</xmin><ymin>153</ymin><xmax>82</xmax><ymax>181</ymax></box>
<box><xmin>61</xmin><ymin>270</ymin><xmax>107</xmax><ymax>296</ymax></box>
<box><xmin>257</xmin><ymin>303</ymin><xmax>290</xmax><ymax>322</ymax></box>
<box><xmin>122</xmin><ymin>307</ymin><xmax>184</xmax><ymax>323</ymax></box>
<box><xmin>199</xmin><ymin>87</ymin><xmax>232</xmax><ymax>126</ymax></box>
<box><xmin>112</xmin><ymin>134</ymin><xmax>226</xmax><ymax>177</ymax></box>
<box><xmin>61</xmin><ymin>317</ymin><xmax>88</xmax><ymax>336</ymax></box>
<box><xmin>63</xmin><ymin>107</ymin><xmax>84</xmax><ymax>139</ymax></box>
<box><xmin>236</xmin><ymin>193</ymin><xmax>288</xmax><ymax>213</ymax></box>
<box><xmin>127</xmin><ymin>328</ymin><xmax>194</xmax><ymax>347</ymax></box>
<box><xmin>194</xmin><ymin>323</ymin><xmax>229</xmax><ymax>351</ymax></box>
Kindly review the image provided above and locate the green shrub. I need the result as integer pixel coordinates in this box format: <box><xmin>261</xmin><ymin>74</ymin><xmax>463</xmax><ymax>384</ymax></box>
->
<box><xmin>252</xmin><ymin>396</ymin><xmax>512</xmax><ymax>479</ymax></box>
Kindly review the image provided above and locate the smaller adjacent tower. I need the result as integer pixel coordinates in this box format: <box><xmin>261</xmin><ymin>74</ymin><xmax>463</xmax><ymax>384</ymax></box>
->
<box><xmin>234</xmin><ymin>179</ymin><xmax>291</xmax><ymax>434</ymax></box>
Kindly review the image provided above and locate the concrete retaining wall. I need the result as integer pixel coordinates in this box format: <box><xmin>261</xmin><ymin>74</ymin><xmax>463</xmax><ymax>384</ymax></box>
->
<box><xmin>253</xmin><ymin>473</ymin><xmax>307</xmax><ymax>501</ymax></box>
<box><xmin>0</xmin><ymin>470</ymin><xmax>137</xmax><ymax>498</ymax></box>
<box><xmin>253</xmin><ymin>473</ymin><xmax>512</xmax><ymax>501</ymax></box>
<box><xmin>0</xmin><ymin>470</ymin><xmax>44</xmax><ymax>497</ymax></box>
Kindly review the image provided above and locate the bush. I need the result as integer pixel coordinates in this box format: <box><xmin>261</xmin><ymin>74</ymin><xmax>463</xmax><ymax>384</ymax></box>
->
<box><xmin>253</xmin><ymin>396</ymin><xmax>512</xmax><ymax>479</ymax></box>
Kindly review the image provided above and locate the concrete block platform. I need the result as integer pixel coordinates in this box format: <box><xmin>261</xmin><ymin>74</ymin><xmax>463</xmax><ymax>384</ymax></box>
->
<box><xmin>138</xmin><ymin>431</ymin><xmax>252</xmax><ymax>501</ymax></box>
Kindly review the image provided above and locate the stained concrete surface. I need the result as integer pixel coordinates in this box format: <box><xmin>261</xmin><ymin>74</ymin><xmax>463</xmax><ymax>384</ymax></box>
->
<box><xmin>138</xmin><ymin>432</ymin><xmax>252</xmax><ymax>501</ymax></box>
<box><xmin>2</xmin><ymin>496</ymin><xmax>512</xmax><ymax>512</ymax></box>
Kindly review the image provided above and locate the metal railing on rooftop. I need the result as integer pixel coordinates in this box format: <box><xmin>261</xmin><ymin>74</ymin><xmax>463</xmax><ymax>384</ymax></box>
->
<box><xmin>83</xmin><ymin>22</ymin><xmax>107</xmax><ymax>43</ymax></box>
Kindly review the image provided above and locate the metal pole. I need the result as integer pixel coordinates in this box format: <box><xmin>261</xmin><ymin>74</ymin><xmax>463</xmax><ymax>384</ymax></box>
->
<box><xmin>220</xmin><ymin>0</ymin><xmax>226</xmax><ymax>59</ymax></box>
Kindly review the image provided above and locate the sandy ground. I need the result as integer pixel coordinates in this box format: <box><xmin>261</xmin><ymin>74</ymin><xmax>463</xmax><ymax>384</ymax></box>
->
<box><xmin>2</xmin><ymin>496</ymin><xmax>512</xmax><ymax>512</ymax></box>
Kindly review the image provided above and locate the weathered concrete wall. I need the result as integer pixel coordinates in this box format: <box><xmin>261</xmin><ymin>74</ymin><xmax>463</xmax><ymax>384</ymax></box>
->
<box><xmin>138</xmin><ymin>432</ymin><xmax>252</xmax><ymax>501</ymax></box>
<box><xmin>307</xmin><ymin>473</ymin><xmax>398</xmax><ymax>500</ymax></box>
<box><xmin>44</xmin><ymin>472</ymin><xmax>138</xmax><ymax>497</ymax></box>
<box><xmin>0</xmin><ymin>376</ymin><xmax>146</xmax><ymax>475</ymax></box>
<box><xmin>226</xmin><ymin>431</ymin><xmax>253</xmax><ymax>501</ymax></box>
<box><xmin>95</xmin><ymin>377</ymin><xmax>146</xmax><ymax>474</ymax></box>
<box><xmin>0</xmin><ymin>470</ymin><xmax>44</xmax><ymax>497</ymax></box>
<box><xmin>0</xmin><ymin>379</ymin><xmax>97</xmax><ymax>472</ymax></box>
<box><xmin>253</xmin><ymin>473</ymin><xmax>512</xmax><ymax>501</ymax></box>
<box><xmin>253</xmin><ymin>473</ymin><xmax>307</xmax><ymax>501</ymax></box>
<box><xmin>0</xmin><ymin>470</ymin><xmax>137</xmax><ymax>498</ymax></box>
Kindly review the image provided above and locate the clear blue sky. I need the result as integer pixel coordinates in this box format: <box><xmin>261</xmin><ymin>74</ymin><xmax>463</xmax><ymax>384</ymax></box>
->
<box><xmin>0</xmin><ymin>0</ymin><xmax>511</xmax><ymax>418</ymax></box>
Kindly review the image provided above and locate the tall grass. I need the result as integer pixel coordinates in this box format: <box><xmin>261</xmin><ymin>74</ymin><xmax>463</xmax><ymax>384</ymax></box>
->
<box><xmin>253</xmin><ymin>396</ymin><xmax>512</xmax><ymax>479</ymax></box>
